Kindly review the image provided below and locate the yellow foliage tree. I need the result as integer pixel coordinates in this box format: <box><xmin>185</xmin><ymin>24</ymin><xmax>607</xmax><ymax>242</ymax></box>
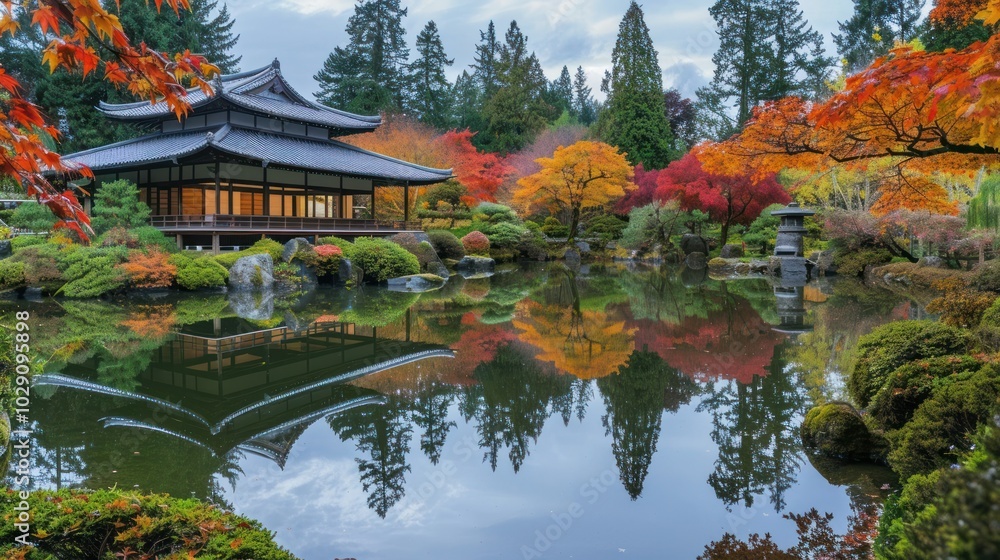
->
<box><xmin>514</xmin><ymin>141</ymin><xmax>635</xmax><ymax>241</ymax></box>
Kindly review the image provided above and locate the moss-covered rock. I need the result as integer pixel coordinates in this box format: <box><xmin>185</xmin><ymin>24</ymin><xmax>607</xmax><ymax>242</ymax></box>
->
<box><xmin>801</xmin><ymin>402</ymin><xmax>884</xmax><ymax>461</ymax></box>
<box><xmin>848</xmin><ymin>320</ymin><xmax>970</xmax><ymax>408</ymax></box>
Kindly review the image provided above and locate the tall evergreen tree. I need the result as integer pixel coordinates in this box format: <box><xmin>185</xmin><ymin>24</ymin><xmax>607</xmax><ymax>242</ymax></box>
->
<box><xmin>551</xmin><ymin>65</ymin><xmax>574</xmax><ymax>117</ymax></box>
<box><xmin>573</xmin><ymin>66</ymin><xmax>597</xmax><ymax>126</ymax></box>
<box><xmin>834</xmin><ymin>0</ymin><xmax>925</xmax><ymax>74</ymax></box>
<box><xmin>481</xmin><ymin>21</ymin><xmax>550</xmax><ymax>153</ymax></box>
<box><xmin>408</xmin><ymin>20</ymin><xmax>454</xmax><ymax>129</ymax></box>
<box><xmin>195</xmin><ymin>2</ymin><xmax>241</xmax><ymax>73</ymax></box>
<box><xmin>314</xmin><ymin>0</ymin><xmax>410</xmax><ymax>114</ymax></box>
<box><xmin>450</xmin><ymin>70</ymin><xmax>484</xmax><ymax>132</ymax></box>
<box><xmin>598</xmin><ymin>2</ymin><xmax>676</xmax><ymax>170</ymax></box>
<box><xmin>763</xmin><ymin>0</ymin><xmax>833</xmax><ymax>101</ymax></box>
<box><xmin>472</xmin><ymin>21</ymin><xmax>501</xmax><ymax>98</ymax></box>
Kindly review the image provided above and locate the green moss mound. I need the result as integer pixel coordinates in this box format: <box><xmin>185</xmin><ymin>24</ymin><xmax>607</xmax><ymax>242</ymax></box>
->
<box><xmin>868</xmin><ymin>355</ymin><xmax>983</xmax><ymax>432</ymax></box>
<box><xmin>848</xmin><ymin>320</ymin><xmax>970</xmax><ymax>408</ymax></box>
<box><xmin>801</xmin><ymin>402</ymin><xmax>881</xmax><ymax>461</ymax></box>
<box><xmin>172</xmin><ymin>255</ymin><xmax>229</xmax><ymax>290</ymax></box>
<box><xmin>348</xmin><ymin>237</ymin><xmax>420</xmax><ymax>283</ymax></box>
<box><xmin>0</xmin><ymin>489</ymin><xmax>298</xmax><ymax>559</ymax></box>
<box><xmin>427</xmin><ymin>230</ymin><xmax>465</xmax><ymax>260</ymax></box>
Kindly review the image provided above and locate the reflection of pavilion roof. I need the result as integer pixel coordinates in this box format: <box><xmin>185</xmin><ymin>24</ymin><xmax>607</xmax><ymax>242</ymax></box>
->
<box><xmin>35</xmin><ymin>323</ymin><xmax>454</xmax><ymax>467</ymax></box>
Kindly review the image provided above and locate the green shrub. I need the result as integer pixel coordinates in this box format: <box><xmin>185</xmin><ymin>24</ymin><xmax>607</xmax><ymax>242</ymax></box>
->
<box><xmin>214</xmin><ymin>238</ymin><xmax>284</xmax><ymax>269</ymax></box>
<box><xmin>849</xmin><ymin>320</ymin><xmax>970</xmax><ymax>408</ymax></box>
<box><xmin>172</xmin><ymin>255</ymin><xmax>229</xmax><ymax>290</ymax></box>
<box><xmin>132</xmin><ymin>226</ymin><xmax>177</xmax><ymax>253</ymax></box>
<box><xmin>9</xmin><ymin>202</ymin><xmax>56</xmax><ymax>232</ymax></box>
<box><xmin>970</xmin><ymin>259</ymin><xmax>1000</xmax><ymax>292</ymax></box>
<box><xmin>585</xmin><ymin>214</ymin><xmax>628</xmax><ymax>244</ymax></box>
<box><xmin>318</xmin><ymin>235</ymin><xmax>356</xmax><ymax>254</ymax></box>
<box><xmin>926</xmin><ymin>278</ymin><xmax>997</xmax><ymax>328</ymax></box>
<box><xmin>800</xmin><ymin>402</ymin><xmax>881</xmax><ymax>461</ymax></box>
<box><xmin>835</xmin><ymin>247</ymin><xmax>894</xmax><ymax>277</ymax></box>
<box><xmin>475</xmin><ymin>202</ymin><xmax>518</xmax><ymax>223</ymax></box>
<box><xmin>0</xmin><ymin>260</ymin><xmax>24</xmax><ymax>290</ymax></box>
<box><xmin>311</xmin><ymin>244</ymin><xmax>344</xmax><ymax>278</ymax></box>
<box><xmin>540</xmin><ymin>216</ymin><xmax>571</xmax><ymax>238</ymax></box>
<box><xmin>0</xmin><ymin>488</ymin><xmax>298</xmax><ymax>559</ymax></box>
<box><xmin>59</xmin><ymin>255</ymin><xmax>127</xmax><ymax>298</ymax></box>
<box><xmin>349</xmin><ymin>237</ymin><xmax>420</xmax><ymax>283</ymax></box>
<box><xmin>485</xmin><ymin>222</ymin><xmax>527</xmax><ymax>250</ymax></box>
<box><xmin>517</xmin><ymin>229</ymin><xmax>548</xmax><ymax>261</ymax></box>
<box><xmin>10</xmin><ymin>245</ymin><xmax>61</xmax><ymax>287</ymax></box>
<box><xmin>868</xmin><ymin>355</ymin><xmax>983</xmax><ymax>432</ymax></box>
<box><xmin>427</xmin><ymin>230</ymin><xmax>465</xmax><ymax>260</ymax></box>
<box><xmin>10</xmin><ymin>235</ymin><xmax>45</xmax><ymax>251</ymax></box>
<box><xmin>91</xmin><ymin>179</ymin><xmax>152</xmax><ymax>234</ymax></box>
<box><xmin>97</xmin><ymin>226</ymin><xmax>140</xmax><ymax>249</ymax></box>
<box><xmin>887</xmin><ymin>364</ymin><xmax>1000</xmax><ymax>479</ymax></box>
<box><xmin>461</xmin><ymin>231</ymin><xmax>491</xmax><ymax>256</ymax></box>
<box><xmin>978</xmin><ymin>297</ymin><xmax>1000</xmax><ymax>350</ymax></box>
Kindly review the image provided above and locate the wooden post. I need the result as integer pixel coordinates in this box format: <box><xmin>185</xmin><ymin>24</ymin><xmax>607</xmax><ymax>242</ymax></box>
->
<box><xmin>262</xmin><ymin>166</ymin><xmax>270</xmax><ymax>215</ymax></box>
<box><xmin>176</xmin><ymin>234</ymin><xmax>184</xmax><ymax>251</ymax></box>
<box><xmin>404</xmin><ymin>182</ymin><xmax>409</xmax><ymax>223</ymax></box>
<box><xmin>212</xmin><ymin>234</ymin><xmax>220</xmax><ymax>255</ymax></box>
<box><xmin>214</xmin><ymin>160</ymin><xmax>221</xmax><ymax>215</ymax></box>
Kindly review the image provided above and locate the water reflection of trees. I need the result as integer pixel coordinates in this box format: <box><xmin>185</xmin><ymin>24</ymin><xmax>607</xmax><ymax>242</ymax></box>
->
<box><xmin>598</xmin><ymin>351</ymin><xmax>699</xmax><ymax>499</ymax></box>
<box><xmin>698</xmin><ymin>343</ymin><xmax>806</xmax><ymax>512</ymax></box>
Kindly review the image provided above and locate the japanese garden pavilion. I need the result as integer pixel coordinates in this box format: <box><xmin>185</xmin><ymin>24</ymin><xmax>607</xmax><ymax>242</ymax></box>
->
<box><xmin>64</xmin><ymin>59</ymin><xmax>452</xmax><ymax>251</ymax></box>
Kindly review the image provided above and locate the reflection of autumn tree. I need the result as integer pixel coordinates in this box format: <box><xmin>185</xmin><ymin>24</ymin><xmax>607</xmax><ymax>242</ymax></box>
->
<box><xmin>514</xmin><ymin>271</ymin><xmax>636</xmax><ymax>380</ymax></box>
<box><xmin>459</xmin><ymin>343</ymin><xmax>575</xmax><ymax>472</ymax></box>
<box><xmin>698</xmin><ymin>343</ymin><xmax>806</xmax><ymax>512</ymax></box>
<box><xmin>597</xmin><ymin>351</ymin><xmax>699</xmax><ymax>499</ymax></box>
<box><xmin>328</xmin><ymin>398</ymin><xmax>413</xmax><ymax>518</ymax></box>
<box><xmin>410</xmin><ymin>380</ymin><xmax>458</xmax><ymax>465</ymax></box>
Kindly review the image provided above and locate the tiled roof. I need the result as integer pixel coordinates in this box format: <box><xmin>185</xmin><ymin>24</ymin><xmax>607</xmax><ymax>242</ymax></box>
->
<box><xmin>63</xmin><ymin>125</ymin><xmax>453</xmax><ymax>185</ymax></box>
<box><xmin>98</xmin><ymin>61</ymin><xmax>381</xmax><ymax>132</ymax></box>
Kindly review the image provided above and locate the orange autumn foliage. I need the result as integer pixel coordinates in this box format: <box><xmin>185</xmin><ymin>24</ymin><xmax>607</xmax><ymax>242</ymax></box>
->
<box><xmin>513</xmin><ymin>299</ymin><xmax>636</xmax><ymax>380</ymax></box>
<box><xmin>118</xmin><ymin>249</ymin><xmax>177</xmax><ymax>289</ymax></box>
<box><xmin>120</xmin><ymin>305</ymin><xmax>177</xmax><ymax>340</ymax></box>
<box><xmin>931</xmin><ymin>0</ymin><xmax>989</xmax><ymax>27</ymax></box>
<box><xmin>0</xmin><ymin>0</ymin><xmax>218</xmax><ymax>240</ymax></box>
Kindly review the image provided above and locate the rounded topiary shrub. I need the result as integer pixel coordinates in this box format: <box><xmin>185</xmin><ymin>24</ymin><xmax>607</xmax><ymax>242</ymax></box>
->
<box><xmin>868</xmin><ymin>355</ymin><xmax>983</xmax><ymax>432</ymax></box>
<box><xmin>888</xmin><ymin>364</ymin><xmax>1000</xmax><ymax>479</ymax></box>
<box><xmin>0</xmin><ymin>260</ymin><xmax>24</xmax><ymax>290</ymax></box>
<box><xmin>801</xmin><ymin>402</ymin><xmax>880</xmax><ymax>461</ymax></box>
<box><xmin>172</xmin><ymin>255</ymin><xmax>229</xmax><ymax>290</ymax></box>
<box><xmin>0</xmin><ymin>488</ymin><xmax>298</xmax><ymax>559</ymax></box>
<box><xmin>485</xmin><ymin>222</ymin><xmax>527</xmax><ymax>251</ymax></box>
<box><xmin>461</xmin><ymin>231</ymin><xmax>491</xmax><ymax>256</ymax></box>
<box><xmin>349</xmin><ymin>237</ymin><xmax>420</xmax><ymax>283</ymax></box>
<box><xmin>132</xmin><ymin>225</ymin><xmax>178</xmax><ymax>253</ymax></box>
<box><xmin>427</xmin><ymin>230</ymin><xmax>465</xmax><ymax>260</ymax></box>
<box><xmin>849</xmin><ymin>320</ymin><xmax>970</xmax><ymax>408</ymax></box>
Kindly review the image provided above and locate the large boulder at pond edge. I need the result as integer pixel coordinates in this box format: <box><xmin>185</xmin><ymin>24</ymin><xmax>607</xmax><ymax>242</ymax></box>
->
<box><xmin>228</xmin><ymin>253</ymin><xmax>274</xmax><ymax>291</ymax></box>
<box><xmin>282</xmin><ymin>237</ymin><xmax>315</xmax><ymax>263</ymax></box>
<box><xmin>685</xmin><ymin>252</ymin><xmax>707</xmax><ymax>270</ymax></box>
<box><xmin>456</xmin><ymin>256</ymin><xmax>496</xmax><ymax>276</ymax></box>
<box><xmin>917</xmin><ymin>256</ymin><xmax>947</xmax><ymax>269</ymax></box>
<box><xmin>680</xmin><ymin>234</ymin><xmax>709</xmax><ymax>256</ymax></box>
<box><xmin>801</xmin><ymin>402</ymin><xmax>884</xmax><ymax>462</ymax></box>
<box><xmin>387</xmin><ymin>274</ymin><xmax>447</xmax><ymax>293</ymax></box>
<box><xmin>720</xmin><ymin>244</ymin><xmax>744</xmax><ymax>258</ymax></box>
<box><xmin>575</xmin><ymin>241</ymin><xmax>591</xmax><ymax>254</ymax></box>
<box><xmin>228</xmin><ymin>289</ymin><xmax>275</xmax><ymax>321</ymax></box>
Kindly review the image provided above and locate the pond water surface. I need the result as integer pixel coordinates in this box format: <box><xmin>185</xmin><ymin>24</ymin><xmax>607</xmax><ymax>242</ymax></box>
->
<box><xmin>5</xmin><ymin>263</ymin><xmax>913</xmax><ymax>559</ymax></box>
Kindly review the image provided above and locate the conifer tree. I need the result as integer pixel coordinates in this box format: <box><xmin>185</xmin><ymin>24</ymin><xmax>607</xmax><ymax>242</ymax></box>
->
<box><xmin>481</xmin><ymin>21</ymin><xmax>549</xmax><ymax>153</ymax></box>
<box><xmin>573</xmin><ymin>66</ymin><xmax>596</xmax><ymax>126</ymax></box>
<box><xmin>408</xmin><ymin>21</ymin><xmax>454</xmax><ymax>129</ymax></box>
<box><xmin>598</xmin><ymin>2</ymin><xmax>675</xmax><ymax>170</ymax></box>
<box><xmin>450</xmin><ymin>70</ymin><xmax>484</xmax><ymax>132</ymax></box>
<box><xmin>551</xmin><ymin>65</ymin><xmax>574</xmax><ymax>117</ymax></box>
<box><xmin>763</xmin><ymin>0</ymin><xmax>833</xmax><ymax>101</ymax></box>
<box><xmin>834</xmin><ymin>0</ymin><xmax>925</xmax><ymax>74</ymax></box>
<box><xmin>314</xmin><ymin>0</ymin><xmax>410</xmax><ymax>114</ymax></box>
<box><xmin>472</xmin><ymin>21</ymin><xmax>501</xmax><ymax>98</ymax></box>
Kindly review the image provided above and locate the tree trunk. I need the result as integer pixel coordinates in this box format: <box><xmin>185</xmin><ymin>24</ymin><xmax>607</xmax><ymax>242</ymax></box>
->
<box><xmin>568</xmin><ymin>206</ymin><xmax>580</xmax><ymax>243</ymax></box>
<box><xmin>720</xmin><ymin>222</ymin><xmax>729</xmax><ymax>249</ymax></box>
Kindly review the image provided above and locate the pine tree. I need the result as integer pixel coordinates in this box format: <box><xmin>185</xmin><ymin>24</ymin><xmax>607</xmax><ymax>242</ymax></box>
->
<box><xmin>450</xmin><ymin>70</ymin><xmax>484</xmax><ymax>132</ymax></box>
<box><xmin>598</xmin><ymin>2</ymin><xmax>675</xmax><ymax>170</ymax></box>
<box><xmin>481</xmin><ymin>21</ymin><xmax>549</xmax><ymax>153</ymax></box>
<box><xmin>197</xmin><ymin>2</ymin><xmax>241</xmax><ymax>73</ymax></box>
<box><xmin>763</xmin><ymin>0</ymin><xmax>833</xmax><ymax>101</ymax></box>
<box><xmin>573</xmin><ymin>66</ymin><xmax>596</xmax><ymax>126</ymax></box>
<box><xmin>472</xmin><ymin>21</ymin><xmax>501</xmax><ymax>98</ymax></box>
<box><xmin>551</xmin><ymin>65</ymin><xmax>574</xmax><ymax>117</ymax></box>
<box><xmin>408</xmin><ymin>21</ymin><xmax>454</xmax><ymax>129</ymax></box>
<box><xmin>703</xmin><ymin>0</ymin><xmax>773</xmax><ymax>131</ymax></box>
<box><xmin>834</xmin><ymin>0</ymin><xmax>925</xmax><ymax>74</ymax></box>
<box><xmin>314</xmin><ymin>0</ymin><xmax>410</xmax><ymax>114</ymax></box>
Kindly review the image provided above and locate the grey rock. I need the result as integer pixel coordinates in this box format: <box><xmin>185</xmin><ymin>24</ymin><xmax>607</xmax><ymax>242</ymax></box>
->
<box><xmin>456</xmin><ymin>256</ymin><xmax>496</xmax><ymax>275</ymax></box>
<box><xmin>0</xmin><ymin>240</ymin><xmax>11</xmax><ymax>259</ymax></box>
<box><xmin>681</xmin><ymin>265</ymin><xmax>708</xmax><ymax>286</ymax></box>
<box><xmin>735</xmin><ymin>262</ymin><xmax>752</xmax><ymax>275</ymax></box>
<box><xmin>229</xmin><ymin>289</ymin><xmax>274</xmax><ymax>321</ymax></box>
<box><xmin>564</xmin><ymin>248</ymin><xmax>582</xmax><ymax>268</ymax></box>
<box><xmin>750</xmin><ymin>260</ymin><xmax>771</xmax><ymax>274</ymax></box>
<box><xmin>605</xmin><ymin>241</ymin><xmax>618</xmax><ymax>251</ymax></box>
<box><xmin>228</xmin><ymin>253</ymin><xmax>274</xmax><ymax>291</ymax></box>
<box><xmin>809</xmin><ymin>251</ymin><xmax>838</xmax><ymax>275</ymax></box>
<box><xmin>388</xmin><ymin>274</ymin><xmax>447</xmax><ymax>293</ymax></box>
<box><xmin>768</xmin><ymin>256</ymin><xmax>783</xmax><ymax>276</ymax></box>
<box><xmin>282</xmin><ymin>237</ymin><xmax>315</xmax><ymax>263</ymax></box>
<box><xmin>680</xmin><ymin>234</ymin><xmax>709</xmax><ymax>256</ymax></box>
<box><xmin>685</xmin><ymin>252</ymin><xmax>707</xmax><ymax>270</ymax></box>
<box><xmin>917</xmin><ymin>256</ymin><xmax>947</xmax><ymax>269</ymax></box>
<box><xmin>427</xmin><ymin>261</ymin><xmax>450</xmax><ymax>278</ymax></box>
<box><xmin>338</xmin><ymin>258</ymin><xmax>360</xmax><ymax>285</ymax></box>
<box><xmin>575</xmin><ymin>241</ymin><xmax>591</xmax><ymax>254</ymax></box>
<box><xmin>720</xmin><ymin>244</ymin><xmax>744</xmax><ymax>258</ymax></box>
<box><xmin>708</xmin><ymin>257</ymin><xmax>738</xmax><ymax>275</ymax></box>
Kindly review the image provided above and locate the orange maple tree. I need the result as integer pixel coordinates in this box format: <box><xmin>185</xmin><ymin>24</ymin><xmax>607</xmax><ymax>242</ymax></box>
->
<box><xmin>931</xmin><ymin>0</ymin><xmax>989</xmax><ymax>27</ymax></box>
<box><xmin>0</xmin><ymin>0</ymin><xmax>218</xmax><ymax>240</ymax></box>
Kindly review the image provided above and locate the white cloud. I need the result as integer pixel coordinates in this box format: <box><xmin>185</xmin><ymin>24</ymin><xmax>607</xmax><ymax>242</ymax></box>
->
<box><xmin>274</xmin><ymin>0</ymin><xmax>356</xmax><ymax>17</ymax></box>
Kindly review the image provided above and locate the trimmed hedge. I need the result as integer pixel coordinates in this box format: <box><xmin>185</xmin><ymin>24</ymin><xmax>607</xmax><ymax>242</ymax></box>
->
<box><xmin>427</xmin><ymin>230</ymin><xmax>465</xmax><ymax>260</ymax></box>
<box><xmin>348</xmin><ymin>237</ymin><xmax>420</xmax><ymax>283</ymax></box>
<box><xmin>0</xmin><ymin>260</ymin><xmax>24</xmax><ymax>290</ymax></box>
<box><xmin>172</xmin><ymin>255</ymin><xmax>229</xmax><ymax>290</ymax></box>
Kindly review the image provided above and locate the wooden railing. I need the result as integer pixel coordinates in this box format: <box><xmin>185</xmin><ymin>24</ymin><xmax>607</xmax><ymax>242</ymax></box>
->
<box><xmin>150</xmin><ymin>214</ymin><xmax>420</xmax><ymax>232</ymax></box>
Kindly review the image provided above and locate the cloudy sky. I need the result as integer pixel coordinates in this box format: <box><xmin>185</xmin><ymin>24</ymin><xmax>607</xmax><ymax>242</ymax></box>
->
<box><xmin>224</xmin><ymin>0</ymin><xmax>931</xmax><ymax>102</ymax></box>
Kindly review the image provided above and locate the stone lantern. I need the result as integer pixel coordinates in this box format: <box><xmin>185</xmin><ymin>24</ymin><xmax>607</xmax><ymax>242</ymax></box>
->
<box><xmin>771</xmin><ymin>202</ymin><xmax>816</xmax><ymax>258</ymax></box>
